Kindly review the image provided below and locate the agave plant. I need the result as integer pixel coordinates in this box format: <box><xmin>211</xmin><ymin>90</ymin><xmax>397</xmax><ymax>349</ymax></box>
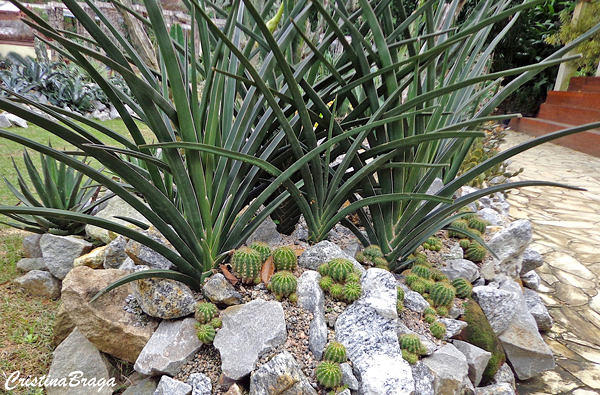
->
<box><xmin>2</xmin><ymin>149</ymin><xmax>103</xmax><ymax>235</ymax></box>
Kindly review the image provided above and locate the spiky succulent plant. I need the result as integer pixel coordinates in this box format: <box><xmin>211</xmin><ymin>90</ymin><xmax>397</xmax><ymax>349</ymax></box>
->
<box><xmin>452</xmin><ymin>278</ymin><xmax>473</xmax><ymax>298</ymax></box>
<box><xmin>268</xmin><ymin>270</ymin><xmax>297</xmax><ymax>299</ymax></box>
<box><xmin>328</xmin><ymin>258</ymin><xmax>354</xmax><ymax>282</ymax></box>
<box><xmin>430</xmin><ymin>321</ymin><xmax>447</xmax><ymax>339</ymax></box>
<box><xmin>195</xmin><ymin>302</ymin><xmax>219</xmax><ymax>324</ymax></box>
<box><xmin>323</xmin><ymin>342</ymin><xmax>347</xmax><ymax>363</ymax></box>
<box><xmin>343</xmin><ymin>282</ymin><xmax>362</xmax><ymax>302</ymax></box>
<box><xmin>465</xmin><ymin>241</ymin><xmax>487</xmax><ymax>262</ymax></box>
<box><xmin>315</xmin><ymin>361</ymin><xmax>342</xmax><ymax>389</ymax></box>
<box><xmin>430</xmin><ymin>282</ymin><xmax>456</xmax><ymax>308</ymax></box>
<box><xmin>232</xmin><ymin>247</ymin><xmax>262</xmax><ymax>284</ymax></box>
<box><xmin>196</xmin><ymin>323</ymin><xmax>216</xmax><ymax>344</ymax></box>
<box><xmin>399</xmin><ymin>333</ymin><xmax>426</xmax><ymax>355</ymax></box>
<box><xmin>272</xmin><ymin>246</ymin><xmax>297</xmax><ymax>271</ymax></box>
<box><xmin>250</xmin><ymin>241</ymin><xmax>272</xmax><ymax>263</ymax></box>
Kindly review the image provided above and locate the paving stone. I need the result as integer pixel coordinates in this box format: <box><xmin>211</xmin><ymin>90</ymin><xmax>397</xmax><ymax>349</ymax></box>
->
<box><xmin>474</xmin><ymin>383</ymin><xmax>515</xmax><ymax>395</ymax></box>
<box><xmin>545</xmin><ymin>252</ymin><xmax>596</xmax><ymax>281</ymax></box>
<box><xmin>555</xmin><ymin>282</ymin><xmax>590</xmax><ymax>306</ymax></box>
<box><xmin>590</xmin><ymin>294</ymin><xmax>600</xmax><ymax>315</ymax></box>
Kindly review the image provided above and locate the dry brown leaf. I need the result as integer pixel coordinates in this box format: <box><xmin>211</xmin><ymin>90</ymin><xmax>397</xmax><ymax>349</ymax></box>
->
<box><xmin>261</xmin><ymin>256</ymin><xmax>275</xmax><ymax>284</ymax></box>
<box><xmin>293</xmin><ymin>248</ymin><xmax>304</xmax><ymax>257</ymax></box>
<box><xmin>220</xmin><ymin>264</ymin><xmax>238</xmax><ymax>286</ymax></box>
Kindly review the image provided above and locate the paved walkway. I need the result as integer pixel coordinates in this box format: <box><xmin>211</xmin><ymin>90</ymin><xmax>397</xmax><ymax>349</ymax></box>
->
<box><xmin>502</xmin><ymin>130</ymin><xmax>600</xmax><ymax>395</ymax></box>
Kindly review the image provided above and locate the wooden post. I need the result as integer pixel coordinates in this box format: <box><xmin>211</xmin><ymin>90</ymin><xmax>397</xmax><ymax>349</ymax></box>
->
<box><xmin>554</xmin><ymin>0</ymin><xmax>589</xmax><ymax>91</ymax></box>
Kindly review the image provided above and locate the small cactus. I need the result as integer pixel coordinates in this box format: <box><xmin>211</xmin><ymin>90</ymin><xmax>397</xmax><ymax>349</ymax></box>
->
<box><xmin>402</xmin><ymin>349</ymin><xmax>419</xmax><ymax>365</ymax></box>
<box><xmin>323</xmin><ymin>342</ymin><xmax>347</xmax><ymax>363</ymax></box>
<box><xmin>195</xmin><ymin>302</ymin><xmax>218</xmax><ymax>324</ymax></box>
<box><xmin>430</xmin><ymin>321</ymin><xmax>447</xmax><ymax>339</ymax></box>
<box><xmin>272</xmin><ymin>246</ymin><xmax>297</xmax><ymax>271</ymax></box>
<box><xmin>328</xmin><ymin>258</ymin><xmax>354</xmax><ymax>282</ymax></box>
<box><xmin>315</xmin><ymin>361</ymin><xmax>342</xmax><ymax>389</ymax></box>
<box><xmin>399</xmin><ymin>333</ymin><xmax>426</xmax><ymax>355</ymax></box>
<box><xmin>329</xmin><ymin>283</ymin><xmax>344</xmax><ymax>299</ymax></box>
<box><xmin>422</xmin><ymin>279</ymin><xmax>435</xmax><ymax>293</ymax></box>
<box><xmin>288</xmin><ymin>293</ymin><xmax>298</xmax><ymax>303</ymax></box>
<box><xmin>465</xmin><ymin>241</ymin><xmax>487</xmax><ymax>262</ymax></box>
<box><xmin>423</xmin><ymin>237</ymin><xmax>442</xmax><ymax>251</ymax></box>
<box><xmin>268</xmin><ymin>271</ymin><xmax>297</xmax><ymax>299</ymax></box>
<box><xmin>232</xmin><ymin>247</ymin><xmax>261</xmax><ymax>283</ymax></box>
<box><xmin>430</xmin><ymin>269</ymin><xmax>448</xmax><ymax>282</ymax></box>
<box><xmin>249</xmin><ymin>241</ymin><xmax>272</xmax><ymax>263</ymax></box>
<box><xmin>405</xmin><ymin>272</ymin><xmax>419</xmax><ymax>287</ymax></box>
<box><xmin>196</xmin><ymin>323</ymin><xmax>216</xmax><ymax>344</ymax></box>
<box><xmin>436</xmin><ymin>306</ymin><xmax>448</xmax><ymax>317</ymax></box>
<box><xmin>422</xmin><ymin>306</ymin><xmax>436</xmax><ymax>317</ymax></box>
<box><xmin>468</xmin><ymin>217</ymin><xmax>490</xmax><ymax>234</ymax></box>
<box><xmin>410</xmin><ymin>279</ymin><xmax>428</xmax><ymax>295</ymax></box>
<box><xmin>319</xmin><ymin>276</ymin><xmax>333</xmax><ymax>291</ymax></box>
<box><xmin>355</xmin><ymin>251</ymin><xmax>366</xmax><ymax>263</ymax></box>
<box><xmin>459</xmin><ymin>207</ymin><xmax>478</xmax><ymax>220</ymax></box>
<box><xmin>448</xmin><ymin>219</ymin><xmax>469</xmax><ymax>238</ymax></box>
<box><xmin>430</xmin><ymin>282</ymin><xmax>456</xmax><ymax>308</ymax></box>
<box><xmin>412</xmin><ymin>264</ymin><xmax>431</xmax><ymax>280</ymax></box>
<box><xmin>424</xmin><ymin>314</ymin><xmax>436</xmax><ymax>324</ymax></box>
<box><xmin>373</xmin><ymin>257</ymin><xmax>388</xmax><ymax>268</ymax></box>
<box><xmin>346</xmin><ymin>272</ymin><xmax>361</xmax><ymax>284</ymax></box>
<box><xmin>452</xmin><ymin>278</ymin><xmax>473</xmax><ymax>298</ymax></box>
<box><xmin>410</xmin><ymin>252</ymin><xmax>429</xmax><ymax>267</ymax></box>
<box><xmin>343</xmin><ymin>282</ymin><xmax>362</xmax><ymax>302</ymax></box>
<box><xmin>459</xmin><ymin>238</ymin><xmax>471</xmax><ymax>250</ymax></box>
<box><xmin>317</xmin><ymin>263</ymin><xmax>330</xmax><ymax>277</ymax></box>
<box><xmin>397</xmin><ymin>300</ymin><xmax>405</xmax><ymax>314</ymax></box>
<box><xmin>397</xmin><ymin>287</ymin><xmax>405</xmax><ymax>302</ymax></box>
<box><xmin>363</xmin><ymin>245</ymin><xmax>384</xmax><ymax>261</ymax></box>
<box><xmin>209</xmin><ymin>317</ymin><xmax>222</xmax><ymax>329</ymax></box>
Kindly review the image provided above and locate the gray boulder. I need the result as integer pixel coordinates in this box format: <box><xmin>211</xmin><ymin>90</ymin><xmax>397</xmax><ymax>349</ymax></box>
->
<box><xmin>23</xmin><ymin>234</ymin><xmax>43</xmax><ymax>258</ymax></box>
<box><xmin>103</xmin><ymin>235</ymin><xmax>130</xmax><ymax>269</ymax></box>
<box><xmin>410</xmin><ymin>361</ymin><xmax>435</xmax><ymax>395</ymax></box>
<box><xmin>297</xmin><ymin>270</ymin><xmax>327</xmax><ymax>359</ymax></box>
<box><xmin>520</xmin><ymin>248</ymin><xmax>543</xmax><ymax>275</ymax></box>
<box><xmin>523</xmin><ymin>288</ymin><xmax>553</xmax><ymax>331</ymax></box>
<box><xmin>438</xmin><ymin>318</ymin><xmax>468</xmax><ymax>339</ymax></box>
<box><xmin>422</xmin><ymin>344</ymin><xmax>469</xmax><ymax>395</ymax></box>
<box><xmin>452</xmin><ymin>340</ymin><xmax>492</xmax><ymax>387</ymax></box>
<box><xmin>0</xmin><ymin>113</ymin><xmax>12</xmax><ymax>128</ymax></box>
<box><xmin>520</xmin><ymin>270</ymin><xmax>540</xmax><ymax>290</ymax></box>
<box><xmin>203</xmin><ymin>273</ymin><xmax>242</xmax><ymax>306</ymax></box>
<box><xmin>188</xmin><ymin>373</ymin><xmax>212</xmax><ymax>395</ymax></box>
<box><xmin>109</xmin><ymin>105</ymin><xmax>120</xmax><ymax>120</ymax></box>
<box><xmin>441</xmin><ymin>259</ymin><xmax>479</xmax><ymax>283</ymax></box>
<box><xmin>40</xmin><ymin>234</ymin><xmax>93</xmax><ymax>280</ymax></box>
<box><xmin>340</xmin><ymin>362</ymin><xmax>359</xmax><ymax>391</ymax></box>
<box><xmin>125</xmin><ymin>228</ymin><xmax>175</xmax><ymax>270</ymax></box>
<box><xmin>214</xmin><ymin>299</ymin><xmax>287</xmax><ymax>380</ymax></box>
<box><xmin>122</xmin><ymin>377</ymin><xmax>158</xmax><ymax>395</ymax></box>
<box><xmin>119</xmin><ymin>258</ymin><xmax>136</xmax><ymax>271</ymax></box>
<box><xmin>336</xmin><ymin>269</ymin><xmax>414</xmax><ymax>395</ymax></box>
<box><xmin>485</xmin><ymin>220</ymin><xmax>532</xmax><ymax>279</ymax></box>
<box><xmin>86</xmin><ymin>195</ymin><xmax>148</xmax><ymax>244</ymax></box>
<box><xmin>46</xmin><ymin>328</ymin><xmax>115</xmax><ymax>395</ymax></box>
<box><xmin>17</xmin><ymin>257</ymin><xmax>49</xmax><ymax>272</ymax></box>
<box><xmin>154</xmin><ymin>376</ymin><xmax>192</xmax><ymax>395</ymax></box>
<box><xmin>490</xmin><ymin>363</ymin><xmax>515</xmax><ymax>390</ymax></box>
<box><xmin>249</xmin><ymin>352</ymin><xmax>317</xmax><ymax>395</ymax></box>
<box><xmin>472</xmin><ymin>286</ymin><xmax>519</xmax><ymax>335</ymax></box>
<box><xmin>400</xmin><ymin>283</ymin><xmax>430</xmax><ymax>314</ymax></box>
<box><xmin>13</xmin><ymin>270</ymin><xmax>61</xmax><ymax>299</ymax></box>
<box><xmin>442</xmin><ymin>246</ymin><xmax>464</xmax><ymax>261</ymax></box>
<box><xmin>134</xmin><ymin>318</ymin><xmax>202</xmax><ymax>376</ymax></box>
<box><xmin>133</xmin><ymin>267</ymin><xmax>196</xmax><ymax>319</ymax></box>
<box><xmin>299</xmin><ymin>241</ymin><xmax>365</xmax><ymax>275</ymax></box>
<box><xmin>477</xmin><ymin>208</ymin><xmax>505</xmax><ymax>226</ymax></box>
<box><xmin>474</xmin><ymin>383</ymin><xmax>515</xmax><ymax>395</ymax></box>
<box><xmin>245</xmin><ymin>216</ymin><xmax>282</xmax><ymax>246</ymax></box>
<box><xmin>6</xmin><ymin>113</ymin><xmax>28</xmax><ymax>127</ymax></box>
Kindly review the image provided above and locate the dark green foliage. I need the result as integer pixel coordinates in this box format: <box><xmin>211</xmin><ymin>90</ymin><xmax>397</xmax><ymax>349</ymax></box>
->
<box><xmin>319</xmin><ymin>276</ymin><xmax>333</xmax><ymax>291</ymax></box>
<box><xmin>363</xmin><ymin>245</ymin><xmax>384</xmax><ymax>261</ymax></box>
<box><xmin>232</xmin><ymin>247</ymin><xmax>262</xmax><ymax>284</ymax></box>
<box><xmin>452</xmin><ymin>278</ymin><xmax>474</xmax><ymax>298</ymax></box>
<box><xmin>315</xmin><ymin>361</ymin><xmax>342</xmax><ymax>389</ymax></box>
<box><xmin>401</xmin><ymin>349</ymin><xmax>419</xmax><ymax>365</ymax></box>
<box><xmin>399</xmin><ymin>333</ymin><xmax>426</xmax><ymax>355</ymax></box>
<box><xmin>195</xmin><ymin>323</ymin><xmax>216</xmax><ymax>344</ymax></box>
<box><xmin>272</xmin><ymin>246</ymin><xmax>297</xmax><ymax>271</ymax></box>
<box><xmin>250</xmin><ymin>242</ymin><xmax>272</xmax><ymax>263</ymax></box>
<box><xmin>448</xmin><ymin>219</ymin><xmax>469</xmax><ymax>238</ymax></box>
<box><xmin>323</xmin><ymin>342</ymin><xmax>347</xmax><ymax>363</ymax></box>
<box><xmin>465</xmin><ymin>242</ymin><xmax>487</xmax><ymax>262</ymax></box>
<box><xmin>328</xmin><ymin>258</ymin><xmax>354</xmax><ymax>282</ymax></box>
<box><xmin>430</xmin><ymin>321</ymin><xmax>447</xmax><ymax>339</ymax></box>
<box><xmin>195</xmin><ymin>302</ymin><xmax>218</xmax><ymax>324</ymax></box>
<box><xmin>409</xmin><ymin>252</ymin><xmax>429</xmax><ymax>267</ymax></box>
<box><xmin>412</xmin><ymin>264</ymin><xmax>431</xmax><ymax>280</ymax></box>
<box><xmin>343</xmin><ymin>282</ymin><xmax>362</xmax><ymax>302</ymax></box>
<box><xmin>430</xmin><ymin>282</ymin><xmax>456</xmax><ymax>308</ymax></box>
<box><xmin>468</xmin><ymin>217</ymin><xmax>490</xmax><ymax>234</ymax></box>
<box><xmin>268</xmin><ymin>270</ymin><xmax>297</xmax><ymax>299</ymax></box>
<box><xmin>423</xmin><ymin>237</ymin><xmax>442</xmax><ymax>251</ymax></box>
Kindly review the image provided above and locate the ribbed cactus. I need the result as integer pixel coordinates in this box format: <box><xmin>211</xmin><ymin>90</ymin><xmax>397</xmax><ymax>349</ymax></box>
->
<box><xmin>410</xmin><ymin>279</ymin><xmax>428</xmax><ymax>295</ymax></box>
<box><xmin>402</xmin><ymin>349</ymin><xmax>419</xmax><ymax>365</ymax></box>
<box><xmin>436</xmin><ymin>306</ymin><xmax>448</xmax><ymax>317</ymax></box>
<box><xmin>195</xmin><ymin>302</ymin><xmax>219</xmax><ymax>324</ymax></box>
<box><xmin>459</xmin><ymin>238</ymin><xmax>472</xmax><ymax>250</ymax></box>
<box><xmin>430</xmin><ymin>321</ymin><xmax>447</xmax><ymax>339</ymax></box>
<box><xmin>363</xmin><ymin>245</ymin><xmax>383</xmax><ymax>261</ymax></box>
<box><xmin>288</xmin><ymin>293</ymin><xmax>298</xmax><ymax>303</ymax></box>
<box><xmin>399</xmin><ymin>333</ymin><xmax>426</xmax><ymax>355</ymax></box>
<box><xmin>452</xmin><ymin>278</ymin><xmax>473</xmax><ymax>298</ymax></box>
<box><xmin>423</xmin><ymin>279</ymin><xmax>435</xmax><ymax>293</ymax></box>
<box><xmin>195</xmin><ymin>323</ymin><xmax>216</xmax><ymax>344</ymax></box>
<box><xmin>397</xmin><ymin>287</ymin><xmax>405</xmax><ymax>302</ymax></box>
<box><xmin>412</xmin><ymin>264</ymin><xmax>431</xmax><ymax>280</ymax></box>
<box><xmin>465</xmin><ymin>241</ymin><xmax>487</xmax><ymax>262</ymax></box>
<box><xmin>410</xmin><ymin>252</ymin><xmax>429</xmax><ymax>267</ymax></box>
<box><xmin>430</xmin><ymin>269</ymin><xmax>448</xmax><ymax>282</ymax></box>
<box><xmin>422</xmin><ymin>306</ymin><xmax>436</xmax><ymax>317</ymax></box>
<box><xmin>459</xmin><ymin>207</ymin><xmax>478</xmax><ymax>220</ymax></box>
<box><xmin>209</xmin><ymin>318</ymin><xmax>222</xmax><ymax>329</ymax></box>
<box><xmin>448</xmin><ymin>219</ymin><xmax>469</xmax><ymax>238</ymax></box>
<box><xmin>329</xmin><ymin>283</ymin><xmax>344</xmax><ymax>300</ymax></box>
<box><xmin>272</xmin><ymin>246</ymin><xmax>297</xmax><ymax>271</ymax></box>
<box><xmin>405</xmin><ymin>272</ymin><xmax>419</xmax><ymax>287</ymax></box>
<box><xmin>319</xmin><ymin>276</ymin><xmax>333</xmax><ymax>291</ymax></box>
<box><xmin>250</xmin><ymin>241</ymin><xmax>272</xmax><ymax>263</ymax></box>
<box><xmin>373</xmin><ymin>257</ymin><xmax>389</xmax><ymax>269</ymax></box>
<box><xmin>317</xmin><ymin>263</ymin><xmax>330</xmax><ymax>277</ymax></box>
<box><xmin>328</xmin><ymin>258</ymin><xmax>354</xmax><ymax>282</ymax></box>
<box><xmin>423</xmin><ymin>237</ymin><xmax>442</xmax><ymax>251</ymax></box>
<box><xmin>430</xmin><ymin>282</ymin><xmax>456</xmax><ymax>308</ymax></box>
<box><xmin>268</xmin><ymin>270</ymin><xmax>297</xmax><ymax>299</ymax></box>
<box><xmin>424</xmin><ymin>314</ymin><xmax>436</xmax><ymax>324</ymax></box>
<box><xmin>355</xmin><ymin>251</ymin><xmax>366</xmax><ymax>263</ymax></box>
<box><xmin>343</xmin><ymin>282</ymin><xmax>362</xmax><ymax>302</ymax></box>
<box><xmin>468</xmin><ymin>217</ymin><xmax>490</xmax><ymax>234</ymax></box>
<box><xmin>346</xmin><ymin>272</ymin><xmax>361</xmax><ymax>284</ymax></box>
<box><xmin>323</xmin><ymin>342</ymin><xmax>347</xmax><ymax>363</ymax></box>
<box><xmin>232</xmin><ymin>247</ymin><xmax>261</xmax><ymax>283</ymax></box>
<box><xmin>316</xmin><ymin>361</ymin><xmax>342</xmax><ymax>389</ymax></box>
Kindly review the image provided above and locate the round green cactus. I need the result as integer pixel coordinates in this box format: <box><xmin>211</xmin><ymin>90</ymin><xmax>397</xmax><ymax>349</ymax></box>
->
<box><xmin>424</xmin><ymin>314</ymin><xmax>436</xmax><ymax>324</ymax></box>
<box><xmin>430</xmin><ymin>268</ymin><xmax>448</xmax><ymax>282</ymax></box>
<box><xmin>399</xmin><ymin>333</ymin><xmax>426</xmax><ymax>355</ymax></box>
<box><xmin>346</xmin><ymin>272</ymin><xmax>361</xmax><ymax>284</ymax></box>
<box><xmin>402</xmin><ymin>349</ymin><xmax>419</xmax><ymax>365</ymax></box>
<box><xmin>343</xmin><ymin>282</ymin><xmax>362</xmax><ymax>303</ymax></box>
<box><xmin>412</xmin><ymin>264</ymin><xmax>431</xmax><ymax>280</ymax></box>
<box><xmin>465</xmin><ymin>241</ymin><xmax>487</xmax><ymax>262</ymax></box>
<box><xmin>355</xmin><ymin>251</ymin><xmax>366</xmax><ymax>263</ymax></box>
<box><xmin>195</xmin><ymin>302</ymin><xmax>219</xmax><ymax>324</ymax></box>
<box><xmin>315</xmin><ymin>361</ymin><xmax>342</xmax><ymax>389</ymax></box>
<box><xmin>410</xmin><ymin>252</ymin><xmax>429</xmax><ymax>267</ymax></box>
<box><xmin>272</xmin><ymin>246</ymin><xmax>297</xmax><ymax>271</ymax></box>
<box><xmin>468</xmin><ymin>217</ymin><xmax>490</xmax><ymax>234</ymax></box>
<box><xmin>422</xmin><ymin>279</ymin><xmax>436</xmax><ymax>293</ymax></box>
<box><xmin>232</xmin><ymin>247</ymin><xmax>262</xmax><ymax>283</ymax></box>
<box><xmin>436</xmin><ymin>306</ymin><xmax>448</xmax><ymax>317</ymax></box>
<box><xmin>319</xmin><ymin>276</ymin><xmax>333</xmax><ymax>291</ymax></box>
<box><xmin>405</xmin><ymin>272</ymin><xmax>419</xmax><ymax>287</ymax></box>
<box><xmin>409</xmin><ymin>279</ymin><xmax>428</xmax><ymax>295</ymax></box>
<box><xmin>209</xmin><ymin>317</ymin><xmax>222</xmax><ymax>329</ymax></box>
<box><xmin>363</xmin><ymin>244</ymin><xmax>384</xmax><ymax>261</ymax></box>
<box><xmin>268</xmin><ymin>270</ymin><xmax>297</xmax><ymax>299</ymax></box>
<box><xmin>459</xmin><ymin>207</ymin><xmax>478</xmax><ymax>220</ymax></box>
<box><xmin>468</xmin><ymin>228</ymin><xmax>483</xmax><ymax>239</ymax></box>
<box><xmin>329</xmin><ymin>283</ymin><xmax>344</xmax><ymax>300</ymax></box>
<box><xmin>430</xmin><ymin>282</ymin><xmax>456</xmax><ymax>308</ymax></box>
<box><xmin>373</xmin><ymin>257</ymin><xmax>388</xmax><ymax>269</ymax></box>
<box><xmin>422</xmin><ymin>306</ymin><xmax>436</xmax><ymax>317</ymax></box>
<box><xmin>448</xmin><ymin>219</ymin><xmax>469</xmax><ymax>238</ymax></box>
<box><xmin>249</xmin><ymin>241</ymin><xmax>272</xmax><ymax>263</ymax></box>
<box><xmin>452</xmin><ymin>278</ymin><xmax>473</xmax><ymax>298</ymax></box>
<box><xmin>430</xmin><ymin>321</ymin><xmax>447</xmax><ymax>339</ymax></box>
<box><xmin>323</xmin><ymin>342</ymin><xmax>347</xmax><ymax>363</ymax></box>
<box><xmin>288</xmin><ymin>292</ymin><xmax>298</xmax><ymax>303</ymax></box>
<box><xmin>397</xmin><ymin>300</ymin><xmax>405</xmax><ymax>314</ymax></box>
<box><xmin>328</xmin><ymin>258</ymin><xmax>354</xmax><ymax>282</ymax></box>
<box><xmin>317</xmin><ymin>263</ymin><xmax>330</xmax><ymax>277</ymax></box>
<box><xmin>423</xmin><ymin>237</ymin><xmax>442</xmax><ymax>251</ymax></box>
<box><xmin>459</xmin><ymin>238</ymin><xmax>472</xmax><ymax>250</ymax></box>
<box><xmin>397</xmin><ymin>286</ymin><xmax>405</xmax><ymax>302</ymax></box>
<box><xmin>195</xmin><ymin>323</ymin><xmax>216</xmax><ymax>344</ymax></box>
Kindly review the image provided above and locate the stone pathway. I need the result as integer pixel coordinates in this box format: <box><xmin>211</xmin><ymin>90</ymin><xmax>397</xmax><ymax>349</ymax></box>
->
<box><xmin>502</xmin><ymin>130</ymin><xmax>600</xmax><ymax>395</ymax></box>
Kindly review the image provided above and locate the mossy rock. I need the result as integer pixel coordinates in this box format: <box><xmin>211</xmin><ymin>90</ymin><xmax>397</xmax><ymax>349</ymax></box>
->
<box><xmin>454</xmin><ymin>298</ymin><xmax>506</xmax><ymax>385</ymax></box>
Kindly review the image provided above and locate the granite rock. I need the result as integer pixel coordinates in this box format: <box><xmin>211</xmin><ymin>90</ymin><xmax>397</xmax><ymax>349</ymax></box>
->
<box><xmin>421</xmin><ymin>344</ymin><xmax>469</xmax><ymax>395</ymax></box>
<box><xmin>188</xmin><ymin>373</ymin><xmax>212</xmax><ymax>395</ymax></box>
<box><xmin>411</xmin><ymin>361</ymin><xmax>435</xmax><ymax>395</ymax></box>
<box><xmin>520</xmin><ymin>248</ymin><xmax>543</xmax><ymax>275</ymax></box>
<box><xmin>472</xmin><ymin>286</ymin><xmax>519</xmax><ymax>335</ymax></box>
<box><xmin>249</xmin><ymin>352</ymin><xmax>317</xmax><ymax>395</ymax></box>
<box><xmin>103</xmin><ymin>235</ymin><xmax>130</xmax><ymax>269</ymax></box>
<box><xmin>121</xmin><ymin>377</ymin><xmax>158</xmax><ymax>395</ymax></box>
<box><xmin>297</xmin><ymin>270</ymin><xmax>327</xmax><ymax>359</ymax></box>
<box><xmin>125</xmin><ymin>228</ymin><xmax>175</xmax><ymax>270</ymax></box>
<box><xmin>485</xmin><ymin>220</ymin><xmax>532</xmax><ymax>279</ymax></box>
<box><xmin>520</xmin><ymin>270</ymin><xmax>541</xmax><ymax>290</ymax></box>
<box><xmin>13</xmin><ymin>270</ymin><xmax>61</xmax><ymax>299</ymax></box>
<box><xmin>299</xmin><ymin>241</ymin><xmax>365</xmax><ymax>275</ymax></box>
<box><xmin>40</xmin><ymin>233</ymin><xmax>93</xmax><ymax>280</ymax></box>
<box><xmin>438</xmin><ymin>318</ymin><xmax>468</xmax><ymax>339</ymax></box>
<box><xmin>523</xmin><ymin>288</ymin><xmax>553</xmax><ymax>331</ymax></box>
<box><xmin>133</xmin><ymin>268</ymin><xmax>196</xmax><ymax>319</ymax></box>
<box><xmin>453</xmin><ymin>340</ymin><xmax>492</xmax><ymax>387</ymax></box>
<box><xmin>245</xmin><ymin>216</ymin><xmax>282</xmax><ymax>246</ymax></box>
<box><xmin>203</xmin><ymin>273</ymin><xmax>243</xmax><ymax>306</ymax></box>
<box><xmin>474</xmin><ymin>383</ymin><xmax>515</xmax><ymax>395</ymax></box>
<box><xmin>16</xmin><ymin>257</ymin><xmax>47</xmax><ymax>272</ymax></box>
<box><xmin>22</xmin><ymin>233</ymin><xmax>43</xmax><ymax>258</ymax></box>
<box><xmin>154</xmin><ymin>376</ymin><xmax>192</xmax><ymax>395</ymax></box>
<box><xmin>441</xmin><ymin>259</ymin><xmax>480</xmax><ymax>283</ymax></box>
<box><xmin>340</xmin><ymin>362</ymin><xmax>359</xmax><ymax>391</ymax></box>
<box><xmin>400</xmin><ymin>283</ymin><xmax>430</xmax><ymax>314</ymax></box>
<box><xmin>73</xmin><ymin>246</ymin><xmax>107</xmax><ymax>269</ymax></box>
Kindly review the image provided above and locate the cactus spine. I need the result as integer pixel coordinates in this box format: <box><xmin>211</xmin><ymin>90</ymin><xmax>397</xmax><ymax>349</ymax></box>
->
<box><xmin>268</xmin><ymin>270</ymin><xmax>297</xmax><ymax>299</ymax></box>
<box><xmin>423</xmin><ymin>237</ymin><xmax>442</xmax><ymax>251</ymax></box>
<box><xmin>402</xmin><ymin>349</ymin><xmax>419</xmax><ymax>365</ymax></box>
<box><xmin>195</xmin><ymin>302</ymin><xmax>219</xmax><ymax>324</ymax></box>
<box><xmin>436</xmin><ymin>306</ymin><xmax>448</xmax><ymax>317</ymax></box>
<box><xmin>317</xmin><ymin>263</ymin><xmax>330</xmax><ymax>277</ymax></box>
<box><xmin>319</xmin><ymin>276</ymin><xmax>333</xmax><ymax>291</ymax></box>
<box><xmin>397</xmin><ymin>287</ymin><xmax>405</xmax><ymax>302</ymax></box>
<box><xmin>328</xmin><ymin>258</ymin><xmax>354</xmax><ymax>282</ymax></box>
<box><xmin>409</xmin><ymin>252</ymin><xmax>429</xmax><ymax>267</ymax></box>
<box><xmin>430</xmin><ymin>321</ymin><xmax>447</xmax><ymax>339</ymax></box>
<box><xmin>459</xmin><ymin>238</ymin><xmax>472</xmax><ymax>250</ymax></box>
<box><xmin>405</xmin><ymin>273</ymin><xmax>419</xmax><ymax>287</ymax></box>
<box><xmin>272</xmin><ymin>246</ymin><xmax>297</xmax><ymax>271</ymax></box>
<box><xmin>430</xmin><ymin>269</ymin><xmax>448</xmax><ymax>282</ymax></box>
<box><xmin>323</xmin><ymin>342</ymin><xmax>347</xmax><ymax>363</ymax></box>
<box><xmin>430</xmin><ymin>282</ymin><xmax>456</xmax><ymax>308</ymax></box>
<box><xmin>329</xmin><ymin>283</ymin><xmax>344</xmax><ymax>299</ymax></box>
<box><xmin>232</xmin><ymin>247</ymin><xmax>261</xmax><ymax>283</ymax></box>
<box><xmin>410</xmin><ymin>279</ymin><xmax>428</xmax><ymax>295</ymax></box>
<box><xmin>448</xmin><ymin>219</ymin><xmax>469</xmax><ymax>238</ymax></box>
<box><xmin>346</xmin><ymin>272</ymin><xmax>361</xmax><ymax>284</ymax></box>
<box><xmin>195</xmin><ymin>323</ymin><xmax>216</xmax><ymax>344</ymax></box>
<box><xmin>363</xmin><ymin>245</ymin><xmax>384</xmax><ymax>261</ymax></box>
<box><xmin>209</xmin><ymin>318</ymin><xmax>222</xmax><ymax>329</ymax></box>
<box><xmin>315</xmin><ymin>361</ymin><xmax>342</xmax><ymax>389</ymax></box>
<box><xmin>249</xmin><ymin>241</ymin><xmax>272</xmax><ymax>263</ymax></box>
<box><xmin>452</xmin><ymin>278</ymin><xmax>473</xmax><ymax>298</ymax></box>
